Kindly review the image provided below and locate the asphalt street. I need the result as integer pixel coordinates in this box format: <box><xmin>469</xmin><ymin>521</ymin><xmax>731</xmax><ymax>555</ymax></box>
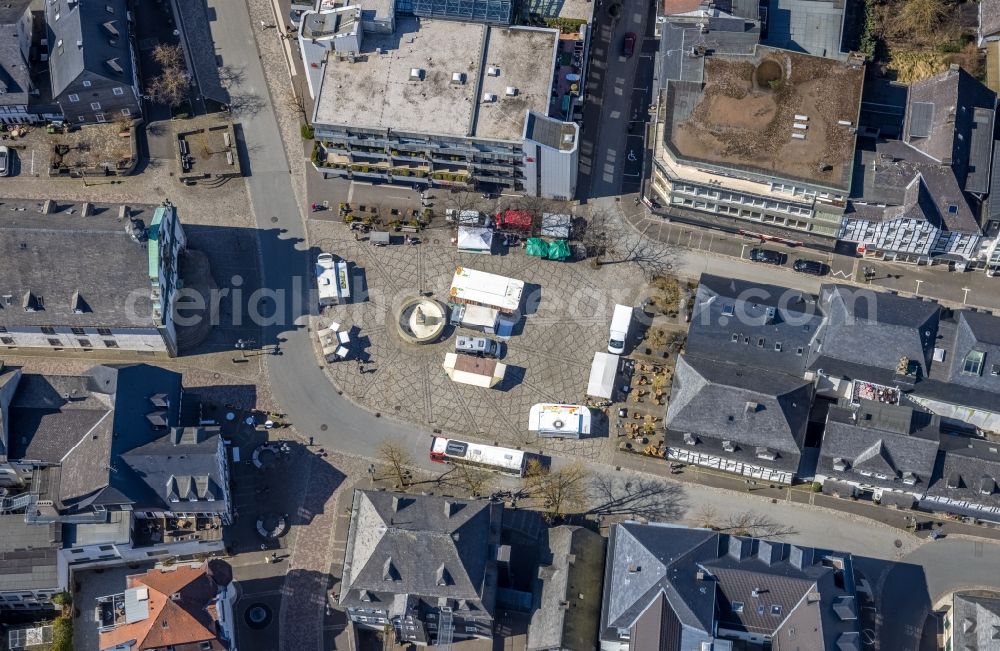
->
<box><xmin>208</xmin><ymin>0</ymin><xmax>1000</xmax><ymax>626</ymax></box>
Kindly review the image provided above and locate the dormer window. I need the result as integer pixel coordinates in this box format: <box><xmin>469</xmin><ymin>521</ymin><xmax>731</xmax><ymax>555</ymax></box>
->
<box><xmin>962</xmin><ymin>351</ymin><xmax>985</xmax><ymax>376</ymax></box>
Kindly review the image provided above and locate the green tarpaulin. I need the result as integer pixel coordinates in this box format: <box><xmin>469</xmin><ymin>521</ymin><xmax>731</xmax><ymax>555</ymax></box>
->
<box><xmin>525</xmin><ymin>238</ymin><xmax>548</xmax><ymax>257</ymax></box>
<box><xmin>546</xmin><ymin>239</ymin><xmax>571</xmax><ymax>260</ymax></box>
<box><xmin>526</xmin><ymin>238</ymin><xmax>571</xmax><ymax>260</ymax></box>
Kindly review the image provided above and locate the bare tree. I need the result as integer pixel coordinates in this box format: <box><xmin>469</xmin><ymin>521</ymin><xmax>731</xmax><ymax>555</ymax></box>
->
<box><xmin>148</xmin><ymin>66</ymin><xmax>189</xmax><ymax>108</ymax></box>
<box><xmin>377</xmin><ymin>441</ymin><xmax>413</xmax><ymax>489</ymax></box>
<box><xmin>152</xmin><ymin>44</ymin><xmax>185</xmax><ymax>70</ymax></box>
<box><xmin>586</xmin><ymin>474</ymin><xmax>687</xmax><ymax>522</ymax></box>
<box><xmin>581</xmin><ymin>209</ymin><xmax>675</xmax><ymax>278</ymax></box>
<box><xmin>282</xmin><ymin>86</ymin><xmax>309</xmax><ymax>124</ymax></box>
<box><xmin>451</xmin><ymin>463</ymin><xmax>491</xmax><ymax>498</ymax></box>
<box><xmin>522</xmin><ymin>459</ymin><xmax>591</xmax><ymax>521</ymax></box>
<box><xmin>693</xmin><ymin>506</ymin><xmax>797</xmax><ymax>539</ymax></box>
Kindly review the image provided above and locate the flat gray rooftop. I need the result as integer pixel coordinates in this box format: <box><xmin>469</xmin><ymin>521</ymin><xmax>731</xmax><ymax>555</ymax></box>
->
<box><xmin>763</xmin><ymin>0</ymin><xmax>846</xmax><ymax>60</ymax></box>
<box><xmin>0</xmin><ymin>515</ymin><xmax>60</xmax><ymax>592</ymax></box>
<box><xmin>315</xmin><ymin>18</ymin><xmax>556</xmax><ymax>141</ymax></box>
<box><xmin>521</xmin><ymin>0</ymin><xmax>594</xmax><ymax>22</ymax></box>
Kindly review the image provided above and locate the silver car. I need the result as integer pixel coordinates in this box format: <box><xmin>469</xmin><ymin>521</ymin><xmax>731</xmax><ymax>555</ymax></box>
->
<box><xmin>0</xmin><ymin>146</ymin><xmax>9</xmax><ymax>176</ymax></box>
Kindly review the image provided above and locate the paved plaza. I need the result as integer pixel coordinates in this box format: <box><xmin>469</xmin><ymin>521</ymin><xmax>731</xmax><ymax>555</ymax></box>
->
<box><xmin>309</xmin><ymin>216</ymin><xmax>653</xmax><ymax>460</ymax></box>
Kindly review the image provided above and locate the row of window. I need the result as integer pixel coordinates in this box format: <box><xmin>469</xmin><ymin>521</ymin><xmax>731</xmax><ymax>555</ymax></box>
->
<box><xmin>67</xmin><ymin>87</ymin><xmax>127</xmax><ymax>103</ymax></box>
<box><xmin>729</xmin><ymin>333</ymin><xmax>805</xmax><ymax>355</ymax></box>
<box><xmin>0</xmin><ymin>336</ymin><xmax>118</xmax><ymax>348</ymax></box>
<box><xmin>675</xmin><ymin>184</ymin><xmax>814</xmax><ymax>216</ymax></box>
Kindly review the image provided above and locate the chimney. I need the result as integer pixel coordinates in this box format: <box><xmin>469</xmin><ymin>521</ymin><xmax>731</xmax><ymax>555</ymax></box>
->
<box><xmin>444</xmin><ymin>500</ymin><xmax>458</xmax><ymax>518</ymax></box>
<box><xmin>392</xmin><ymin>495</ymin><xmax>401</xmax><ymax>512</ymax></box>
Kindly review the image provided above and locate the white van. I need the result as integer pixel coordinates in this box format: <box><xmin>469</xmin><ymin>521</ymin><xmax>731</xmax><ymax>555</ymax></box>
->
<box><xmin>607</xmin><ymin>304</ymin><xmax>632</xmax><ymax>354</ymax></box>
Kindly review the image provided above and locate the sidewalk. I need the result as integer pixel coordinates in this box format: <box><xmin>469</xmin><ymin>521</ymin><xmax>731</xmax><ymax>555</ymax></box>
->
<box><xmin>611</xmin><ymin>449</ymin><xmax>1000</xmax><ymax>546</ymax></box>
<box><xmin>626</xmin><ymin>206</ymin><xmax>1000</xmax><ymax>311</ymax></box>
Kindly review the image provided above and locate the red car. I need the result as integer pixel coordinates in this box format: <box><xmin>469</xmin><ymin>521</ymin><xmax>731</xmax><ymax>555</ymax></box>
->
<box><xmin>623</xmin><ymin>32</ymin><xmax>636</xmax><ymax>57</ymax></box>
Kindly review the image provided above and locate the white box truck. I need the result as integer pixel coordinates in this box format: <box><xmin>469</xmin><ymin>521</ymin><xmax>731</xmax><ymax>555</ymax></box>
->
<box><xmin>607</xmin><ymin>304</ymin><xmax>632</xmax><ymax>354</ymax></box>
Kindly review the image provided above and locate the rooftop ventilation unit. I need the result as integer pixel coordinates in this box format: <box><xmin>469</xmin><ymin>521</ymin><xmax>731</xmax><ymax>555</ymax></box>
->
<box><xmin>451</xmin><ymin>72</ymin><xmax>465</xmax><ymax>85</ymax></box>
<box><xmin>482</xmin><ymin>93</ymin><xmax>496</xmax><ymax>103</ymax></box>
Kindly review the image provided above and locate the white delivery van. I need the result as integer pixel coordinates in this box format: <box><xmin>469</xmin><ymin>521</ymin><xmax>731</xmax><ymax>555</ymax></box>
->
<box><xmin>608</xmin><ymin>304</ymin><xmax>633</xmax><ymax>354</ymax></box>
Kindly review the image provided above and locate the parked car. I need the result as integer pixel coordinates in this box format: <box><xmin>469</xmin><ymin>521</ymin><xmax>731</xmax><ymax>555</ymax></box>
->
<box><xmin>622</xmin><ymin>32</ymin><xmax>637</xmax><ymax>57</ymax></box>
<box><xmin>455</xmin><ymin>335</ymin><xmax>501</xmax><ymax>358</ymax></box>
<box><xmin>793</xmin><ymin>258</ymin><xmax>828</xmax><ymax>276</ymax></box>
<box><xmin>748</xmin><ymin>248</ymin><xmax>786</xmax><ymax>265</ymax></box>
<box><xmin>0</xmin><ymin>146</ymin><xmax>9</xmax><ymax>177</ymax></box>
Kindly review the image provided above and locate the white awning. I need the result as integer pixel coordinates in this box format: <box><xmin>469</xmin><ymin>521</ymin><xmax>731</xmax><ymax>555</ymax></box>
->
<box><xmin>587</xmin><ymin>352</ymin><xmax>619</xmax><ymax>399</ymax></box>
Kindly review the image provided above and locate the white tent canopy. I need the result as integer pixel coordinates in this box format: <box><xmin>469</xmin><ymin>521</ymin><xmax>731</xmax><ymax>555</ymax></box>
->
<box><xmin>587</xmin><ymin>352</ymin><xmax>619</xmax><ymax>399</ymax></box>
<box><xmin>528</xmin><ymin>403</ymin><xmax>592</xmax><ymax>438</ymax></box>
<box><xmin>457</xmin><ymin>226</ymin><xmax>494</xmax><ymax>254</ymax></box>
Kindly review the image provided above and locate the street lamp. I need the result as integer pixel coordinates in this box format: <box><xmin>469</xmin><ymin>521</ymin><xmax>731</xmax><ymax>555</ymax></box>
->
<box><xmin>962</xmin><ymin>287</ymin><xmax>970</xmax><ymax>305</ymax></box>
<box><xmin>914</xmin><ymin>279</ymin><xmax>923</xmax><ymax>297</ymax></box>
<box><xmin>235</xmin><ymin>338</ymin><xmax>257</xmax><ymax>358</ymax></box>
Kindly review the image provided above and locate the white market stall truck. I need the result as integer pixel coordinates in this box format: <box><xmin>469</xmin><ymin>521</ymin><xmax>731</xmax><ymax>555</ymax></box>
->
<box><xmin>316</xmin><ymin>253</ymin><xmax>351</xmax><ymax>307</ymax></box>
<box><xmin>528</xmin><ymin>403</ymin><xmax>592</xmax><ymax>438</ymax></box>
<box><xmin>449</xmin><ymin>267</ymin><xmax>524</xmax><ymax>314</ymax></box>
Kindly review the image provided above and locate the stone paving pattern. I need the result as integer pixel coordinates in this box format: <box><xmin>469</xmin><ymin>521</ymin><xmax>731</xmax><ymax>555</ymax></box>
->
<box><xmin>309</xmin><ymin>219</ymin><xmax>650</xmax><ymax>460</ymax></box>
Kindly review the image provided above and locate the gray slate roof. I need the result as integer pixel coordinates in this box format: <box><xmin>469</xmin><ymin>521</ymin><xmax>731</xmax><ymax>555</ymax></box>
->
<box><xmin>0</xmin><ymin>0</ymin><xmax>32</xmax><ymax>107</ymax></box>
<box><xmin>944</xmin><ymin>310</ymin><xmax>1000</xmax><ymax>394</ymax></box>
<box><xmin>600</xmin><ymin>523</ymin><xmax>860</xmax><ymax>650</ymax></box>
<box><xmin>815</xmin><ymin>285</ymin><xmax>940</xmax><ymax>375</ymax></box>
<box><xmin>0</xmin><ymin>201</ymin><xmax>156</xmax><ymax>328</ymax></box>
<box><xmin>685</xmin><ymin>275</ymin><xmax>823</xmax><ymax>376</ymax></box>
<box><xmin>666</xmin><ymin>355</ymin><xmax>812</xmax><ymax>473</ymax></box>
<box><xmin>903</xmin><ymin>66</ymin><xmax>997</xmax><ymax>192</ymax></box>
<box><xmin>950</xmin><ymin>593</ymin><xmax>1000</xmax><ymax>651</ymax></box>
<box><xmin>0</xmin><ymin>515</ymin><xmax>61</xmax><ymax>593</ymax></box>
<box><xmin>818</xmin><ymin>404</ymin><xmax>940</xmax><ymax>489</ymax></box>
<box><xmin>340</xmin><ymin>490</ymin><xmax>501</xmax><ymax>616</ymax></box>
<box><xmin>46</xmin><ymin>0</ymin><xmax>135</xmax><ymax>98</ymax></box>
<box><xmin>8</xmin><ymin>364</ymin><xmax>199</xmax><ymax>515</ymax></box>
<box><xmin>914</xmin><ymin>309</ymin><xmax>1000</xmax><ymax>415</ymax></box>
<box><xmin>926</xmin><ymin>433</ymin><xmax>1000</xmax><ymax>511</ymax></box>
<box><xmin>526</xmin><ymin>525</ymin><xmax>605</xmax><ymax>651</ymax></box>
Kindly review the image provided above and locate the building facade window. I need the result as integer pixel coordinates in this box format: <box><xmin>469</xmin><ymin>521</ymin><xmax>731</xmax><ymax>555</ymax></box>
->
<box><xmin>68</xmin><ymin>94</ymin><xmax>79</xmax><ymax>102</ymax></box>
<box><xmin>113</xmin><ymin>87</ymin><xmax>124</xmax><ymax>96</ymax></box>
<box><xmin>82</xmin><ymin>80</ymin><xmax>92</xmax><ymax>87</ymax></box>
<box><xmin>96</xmin><ymin>113</ymin><xmax>106</xmax><ymax>123</ymax></box>
<box><xmin>90</xmin><ymin>102</ymin><xmax>101</xmax><ymax>110</ymax></box>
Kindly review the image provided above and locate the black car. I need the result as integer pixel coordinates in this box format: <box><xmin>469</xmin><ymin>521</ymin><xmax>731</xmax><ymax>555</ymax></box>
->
<box><xmin>793</xmin><ymin>258</ymin><xmax>828</xmax><ymax>276</ymax></box>
<box><xmin>748</xmin><ymin>248</ymin><xmax>786</xmax><ymax>265</ymax></box>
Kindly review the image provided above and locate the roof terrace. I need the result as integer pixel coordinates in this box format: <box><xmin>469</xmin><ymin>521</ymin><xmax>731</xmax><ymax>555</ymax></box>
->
<box><xmin>663</xmin><ymin>47</ymin><xmax>864</xmax><ymax>190</ymax></box>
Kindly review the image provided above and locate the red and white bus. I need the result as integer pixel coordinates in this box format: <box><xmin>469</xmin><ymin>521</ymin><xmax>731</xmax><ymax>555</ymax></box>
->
<box><xmin>429</xmin><ymin>436</ymin><xmax>528</xmax><ymax>477</ymax></box>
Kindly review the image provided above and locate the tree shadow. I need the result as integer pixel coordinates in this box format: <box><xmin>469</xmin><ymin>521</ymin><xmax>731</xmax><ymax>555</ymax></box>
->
<box><xmin>585</xmin><ymin>474</ymin><xmax>688</xmax><ymax>522</ymax></box>
<box><xmin>229</xmin><ymin>92</ymin><xmax>266</xmax><ymax>119</ymax></box>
